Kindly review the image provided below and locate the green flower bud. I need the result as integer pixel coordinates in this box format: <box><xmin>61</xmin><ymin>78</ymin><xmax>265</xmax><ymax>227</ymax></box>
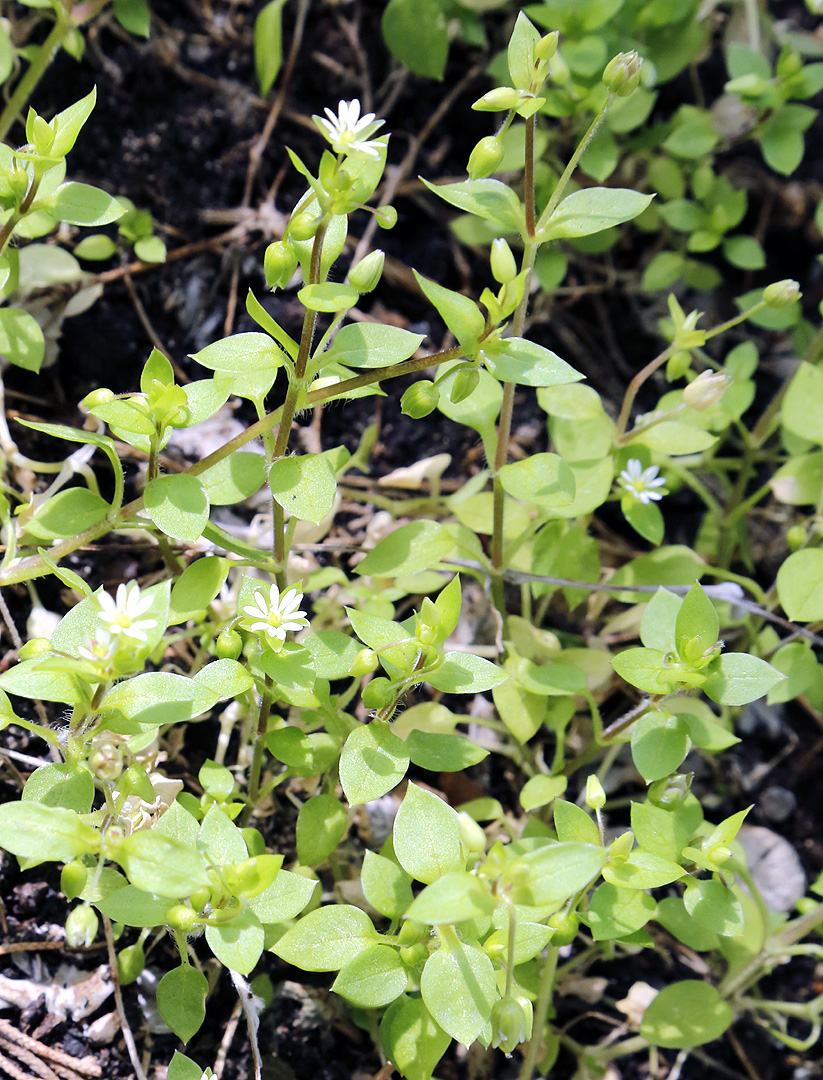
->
<box><xmin>226</xmin><ymin>854</ymin><xmax>282</xmax><ymax>898</ymax></box>
<box><xmin>535</xmin><ymin>31</ymin><xmax>559</xmax><ymax>61</ymax></box>
<box><xmin>19</xmin><ymin>637</ymin><xmax>52</xmax><ymax>660</ymax></box>
<box><xmin>288</xmin><ymin>211</ymin><xmax>321</xmax><ymax>242</ymax></box>
<box><xmin>602</xmin><ymin>50</ymin><xmax>643</xmax><ymax>96</ymax></box>
<box><xmin>457</xmin><ymin>811</ymin><xmax>487</xmax><ymax>854</ymax></box>
<box><xmin>472</xmin><ymin>87</ymin><xmax>525</xmax><ymax>112</ymax></box>
<box><xmin>166</xmin><ymin>904</ymin><xmax>205</xmax><ymax>933</ymax></box>
<box><xmin>398</xmin><ymin>919</ymin><xmax>426</xmax><ymax>946</ymax></box>
<box><xmin>490</xmin><ymin>238</ymin><xmax>517</xmax><ymax>284</ymax></box>
<box><xmin>190</xmin><ymin>887</ymin><xmax>212</xmax><ymax>913</ymax></box>
<box><xmin>215</xmin><ymin>628</ymin><xmax>243</xmax><ymax>660</ymax></box>
<box><xmin>65</xmin><ymin>904</ymin><xmax>99</xmax><ymax>948</ymax></box>
<box><xmin>708</xmin><ymin>844</ymin><xmax>733</xmax><ymax>866</ymax></box>
<box><xmin>467</xmin><ymin>135</ymin><xmax>505</xmax><ymax>180</ymax></box>
<box><xmin>242</xmin><ymin>827</ymin><xmax>266</xmax><ymax>857</ymax></box>
<box><xmin>491</xmin><ymin>997</ymin><xmax>529</xmax><ymax>1054</ymax></box>
<box><xmin>400</xmin><ymin>942</ymin><xmax>429</xmax><ymax>969</ymax></box>
<box><xmin>787</xmin><ymin>524</ymin><xmax>807</xmax><ymax>552</ymax></box>
<box><xmin>683</xmin><ymin>371</ymin><xmax>731</xmax><ymax>411</ymax></box>
<box><xmin>547</xmin><ymin>910</ymin><xmax>579</xmax><ymax>947</ymax></box>
<box><xmin>32</xmin><ymin>114</ymin><xmax>56</xmax><ymax>156</ymax></box>
<box><xmin>88</xmin><ymin>744</ymin><xmax>124</xmax><ymax>782</ymax></box>
<box><xmin>609</xmin><ymin>830</ymin><xmax>634</xmax><ymax>862</ymax></box>
<box><xmin>264</xmin><ymin>240</ymin><xmax>298</xmax><ymax>289</ymax></box>
<box><xmin>763</xmin><ymin>279</ymin><xmax>801</xmax><ymax>309</ymax></box>
<box><xmin>450</xmin><ymin>367</ymin><xmax>480</xmax><ymax>404</ymax></box>
<box><xmin>350</xmin><ymin>648</ymin><xmax>379</xmax><ymax>677</ymax></box>
<box><xmin>362</xmin><ymin>677</ymin><xmax>395</xmax><ymax>711</ymax></box>
<box><xmin>585</xmin><ymin>775</ymin><xmax>606</xmax><ymax>811</ymax></box>
<box><xmin>82</xmin><ymin>387</ymin><xmax>115</xmax><ymax>409</ymax></box>
<box><xmin>348</xmin><ymin>249</ymin><xmax>385</xmax><ymax>293</ymax></box>
<box><xmin>61</xmin><ymin>861</ymin><xmax>88</xmax><ymax>902</ymax></box>
<box><xmin>401</xmin><ymin>380</ymin><xmax>439</xmax><ymax>418</ymax></box>
<box><xmin>648</xmin><ymin>772</ymin><xmax>693</xmax><ymax>809</ymax></box>
<box><xmin>375</xmin><ymin>205</ymin><xmax>398</xmax><ymax>229</ymax></box>
<box><xmin>777</xmin><ymin>50</ymin><xmax>803</xmax><ymax>79</ymax></box>
<box><xmin>117</xmin><ymin>941</ymin><xmax>145</xmax><ymax>986</ymax></box>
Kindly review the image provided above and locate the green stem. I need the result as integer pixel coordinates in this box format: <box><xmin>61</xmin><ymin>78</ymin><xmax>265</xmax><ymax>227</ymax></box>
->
<box><xmin>518</xmin><ymin>945</ymin><xmax>559</xmax><ymax>1080</ymax></box>
<box><xmin>614</xmin><ymin>345</ymin><xmax>675</xmax><ymax>441</ymax></box>
<box><xmin>0</xmin><ymin>14</ymin><xmax>71</xmax><ymax>144</ymax></box>
<box><xmin>535</xmin><ymin>98</ymin><xmax>613</xmax><ymax>235</ymax></box>
<box><xmin>243</xmin><ymin>674</ymin><xmax>273</xmax><ymax>824</ymax></box>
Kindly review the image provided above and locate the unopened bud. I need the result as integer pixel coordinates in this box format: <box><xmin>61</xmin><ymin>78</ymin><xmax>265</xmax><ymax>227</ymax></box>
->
<box><xmin>398</xmin><ymin>919</ymin><xmax>426</xmax><ymax>946</ymax></box>
<box><xmin>400</xmin><ymin>942</ymin><xmax>429</xmax><ymax>968</ymax></box>
<box><xmin>348</xmin><ymin>249</ymin><xmax>385</xmax><ymax>293</ymax></box>
<box><xmin>535</xmin><ymin>31</ymin><xmax>559</xmax><ymax>61</ymax></box>
<box><xmin>450</xmin><ymin>367</ymin><xmax>480</xmax><ymax>404</ymax></box>
<box><xmin>375</xmin><ymin>205</ymin><xmax>397</xmax><ymax>229</ymax></box>
<box><xmin>19</xmin><ymin>637</ymin><xmax>52</xmax><ymax>660</ymax></box>
<box><xmin>61</xmin><ymin>861</ymin><xmax>88</xmax><ymax>902</ymax></box>
<box><xmin>288</xmin><ymin>212</ymin><xmax>321</xmax><ymax>242</ymax></box>
<box><xmin>491</xmin><ymin>997</ymin><xmax>529</xmax><ymax>1054</ymax></box>
<box><xmin>585</xmin><ymin>775</ymin><xmax>606</xmax><ymax>811</ymax></box>
<box><xmin>82</xmin><ymin>387</ymin><xmax>115</xmax><ymax>409</ymax></box>
<box><xmin>362</xmin><ymin>677</ymin><xmax>395</xmax><ymax>711</ymax></box>
<box><xmin>467</xmin><ymin>135</ymin><xmax>504</xmax><ymax>180</ymax></box>
<box><xmin>548</xmin><ymin>910</ymin><xmax>580</xmax><ymax>947</ymax></box>
<box><xmin>472</xmin><ymin>87</ymin><xmax>525</xmax><ymax>112</ymax></box>
<box><xmin>117</xmin><ymin>941</ymin><xmax>145</xmax><ymax>985</ymax></box>
<box><xmin>763</xmin><ymin>279</ymin><xmax>801</xmax><ymax>309</ymax></box>
<box><xmin>490</xmin><ymin>238</ymin><xmax>517</xmax><ymax>284</ymax></box>
<box><xmin>65</xmin><ymin>904</ymin><xmax>99</xmax><ymax>948</ymax></box>
<box><xmin>683</xmin><ymin>370</ymin><xmax>732</xmax><ymax>411</ymax></box>
<box><xmin>215</xmin><ymin>628</ymin><xmax>242</xmax><ymax>661</ymax></box>
<box><xmin>401</xmin><ymin>380</ymin><xmax>439</xmax><ymax>418</ymax></box>
<box><xmin>457</xmin><ymin>811</ymin><xmax>487</xmax><ymax>854</ymax></box>
<box><xmin>166</xmin><ymin>904</ymin><xmax>205</xmax><ymax>933</ymax></box>
<box><xmin>603</xmin><ymin>50</ymin><xmax>643</xmax><ymax>96</ymax></box>
<box><xmin>26</xmin><ymin>606</ymin><xmax>60</xmax><ymax>640</ymax></box>
<box><xmin>709</xmin><ymin>844</ymin><xmax>733</xmax><ymax>866</ymax></box>
<box><xmin>88</xmin><ymin>744</ymin><xmax>124</xmax><ymax>782</ymax></box>
<box><xmin>787</xmin><ymin>524</ymin><xmax>807</xmax><ymax>552</ymax></box>
<box><xmin>648</xmin><ymin>772</ymin><xmax>693</xmax><ymax>809</ymax></box>
<box><xmin>609</xmin><ymin>830</ymin><xmax>634</xmax><ymax>862</ymax></box>
<box><xmin>264</xmin><ymin>240</ymin><xmax>298</xmax><ymax>289</ymax></box>
<box><xmin>350</xmin><ymin>648</ymin><xmax>379</xmax><ymax>677</ymax></box>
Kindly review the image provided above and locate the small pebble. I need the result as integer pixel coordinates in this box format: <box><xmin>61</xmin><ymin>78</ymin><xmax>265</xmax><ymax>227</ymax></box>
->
<box><xmin>759</xmin><ymin>785</ymin><xmax>797</xmax><ymax>823</ymax></box>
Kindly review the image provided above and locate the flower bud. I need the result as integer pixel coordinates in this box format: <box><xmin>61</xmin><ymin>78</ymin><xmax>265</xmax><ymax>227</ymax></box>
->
<box><xmin>117</xmin><ymin>763</ymin><xmax>155</xmax><ymax>802</ymax></box>
<box><xmin>787</xmin><ymin>524</ymin><xmax>807</xmax><ymax>552</ymax></box>
<box><xmin>763</xmin><ymin>279</ymin><xmax>801</xmax><ymax>309</ymax></box>
<box><xmin>375</xmin><ymin>205</ymin><xmax>397</xmax><ymax>229</ymax></box>
<box><xmin>65</xmin><ymin>904</ymin><xmax>99</xmax><ymax>948</ymax></box>
<box><xmin>458</xmin><ymin>811</ymin><xmax>487</xmax><ymax>854</ymax></box>
<box><xmin>472</xmin><ymin>87</ymin><xmax>525</xmax><ymax>112</ymax></box>
<box><xmin>61</xmin><ymin>861</ymin><xmax>88</xmax><ymax>902</ymax></box>
<box><xmin>603</xmin><ymin>50</ymin><xmax>643</xmax><ymax>96</ymax></box>
<box><xmin>88</xmin><ymin>744</ymin><xmax>124</xmax><ymax>782</ymax></box>
<box><xmin>683</xmin><ymin>370</ymin><xmax>731</xmax><ymax>411</ymax></box>
<box><xmin>398</xmin><ymin>918</ymin><xmax>426</xmax><ymax>946</ymax></box>
<box><xmin>400</xmin><ymin>942</ymin><xmax>429</xmax><ymax>968</ymax></box>
<box><xmin>362</xmin><ymin>677</ymin><xmax>395</xmax><ymax>711</ymax></box>
<box><xmin>490</xmin><ymin>238</ymin><xmax>517</xmax><ymax>284</ymax></box>
<box><xmin>264</xmin><ymin>240</ymin><xmax>298</xmax><ymax>289</ymax></box>
<box><xmin>467</xmin><ymin>135</ymin><xmax>505</xmax><ymax>180</ymax></box>
<box><xmin>350</xmin><ymin>648</ymin><xmax>379</xmax><ymax>677</ymax></box>
<box><xmin>585</xmin><ymin>775</ymin><xmax>606</xmax><ymax>811</ymax></box>
<box><xmin>648</xmin><ymin>772</ymin><xmax>693</xmax><ymax>809</ymax></box>
<box><xmin>288</xmin><ymin>212</ymin><xmax>321</xmax><ymax>242</ymax></box>
<box><xmin>708</xmin><ymin>844</ymin><xmax>733</xmax><ymax>866</ymax></box>
<box><xmin>190</xmin><ymin>887</ymin><xmax>212</xmax><ymax>913</ymax></box>
<box><xmin>535</xmin><ymin>31</ymin><xmax>560</xmax><ymax>61</ymax></box>
<box><xmin>547</xmin><ymin>910</ymin><xmax>580</xmax><ymax>947</ymax></box>
<box><xmin>19</xmin><ymin>637</ymin><xmax>52</xmax><ymax>660</ymax></box>
<box><xmin>609</xmin><ymin>830</ymin><xmax>634</xmax><ymax>862</ymax></box>
<box><xmin>82</xmin><ymin>387</ymin><xmax>115</xmax><ymax>409</ymax></box>
<box><xmin>215</xmin><ymin>629</ymin><xmax>243</xmax><ymax>660</ymax></box>
<box><xmin>401</xmin><ymin>380</ymin><xmax>439</xmax><ymax>418</ymax></box>
<box><xmin>450</xmin><ymin>367</ymin><xmax>480</xmax><ymax>404</ymax></box>
<box><xmin>491</xmin><ymin>997</ymin><xmax>529</xmax><ymax>1054</ymax></box>
<box><xmin>117</xmin><ymin>941</ymin><xmax>145</xmax><ymax>986</ymax></box>
<box><xmin>166</xmin><ymin>904</ymin><xmax>205</xmax><ymax>933</ymax></box>
<box><xmin>348</xmin><ymin>249</ymin><xmax>385</xmax><ymax>293</ymax></box>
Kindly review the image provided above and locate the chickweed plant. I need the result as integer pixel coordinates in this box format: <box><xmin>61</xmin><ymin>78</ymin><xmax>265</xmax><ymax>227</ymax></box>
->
<box><xmin>3</xmin><ymin>10</ymin><xmax>823</xmax><ymax>1080</ymax></box>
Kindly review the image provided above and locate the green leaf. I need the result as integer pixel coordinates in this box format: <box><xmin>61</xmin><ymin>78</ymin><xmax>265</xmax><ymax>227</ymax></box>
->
<box><xmin>157</xmin><ymin>965</ymin><xmax>208</xmax><ymax>1043</ymax></box>
<box><xmin>777</xmin><ymin>548</ymin><xmax>823</xmax><ymax>620</ymax></box>
<box><xmin>427</xmin><ymin>652</ymin><xmax>507</xmax><ymax>693</ymax></box>
<box><xmin>630</xmin><ymin>420</ymin><xmax>717</xmax><ymax>455</ymax></box>
<box><xmin>50</xmin><ymin>87</ymin><xmax>97</xmax><ymax>157</ymax></box>
<box><xmin>254</xmin><ymin>0</ymin><xmax>286</xmax><ymax>94</ymax></box>
<box><xmin>340</xmin><ymin>721</ymin><xmax>410</xmax><ymax>805</ymax></box>
<box><xmin>675</xmin><ymin>584</ymin><xmax>718</xmax><ymax>660</ymax></box>
<box><xmin>272</xmin><ymin>905</ymin><xmax>379</xmax><ymax>971</ymax></box>
<box><xmin>144</xmin><ymin>474</ymin><xmax>210</xmax><ymax>543</ymax></box>
<box><xmin>612</xmin><ymin>647</ymin><xmax>678</xmax><ymax>695</ymax></box>
<box><xmin>298</xmin><ymin>283</ymin><xmax>359</xmax><ymax>313</ymax></box>
<box><xmin>421</xmin><ymin>941</ymin><xmax>496</xmax><ymax>1046</ymax></box>
<box><xmin>499</xmin><ymin>453</ymin><xmax>575</xmax><ymax>509</ymax></box>
<box><xmin>760</xmin><ymin>103</ymin><xmax>816</xmax><ymax>175</ymax></box>
<box><xmin>414</xmin><ymin>272</ymin><xmax>485</xmax><ymax>351</ymax></box>
<box><xmin>767</xmin><ymin>641</ymin><xmax>819</xmax><ymax>705</ymax></box>
<box><xmin>588</xmin><ymin>882</ymin><xmax>656</xmax><ymax>941</ymax></box>
<box><xmin>332</xmin><ymin>945</ymin><xmax>408</xmax><ymax>1007</ymax></box>
<box><xmin>621</xmin><ymin>497</ymin><xmax>664</xmax><ymax>546</ymax></box>
<box><xmin>553</xmin><ymin>800</ymin><xmax>600</xmax><ymax>846</ymax></box>
<box><xmin>542</xmin><ymin>188</ymin><xmax>653</xmax><ymax>241</ymax></box>
<box><xmin>323</xmin><ymin>322</ymin><xmax>424</xmax><ymax>369</ymax></box>
<box><xmin>631</xmin><ymin>801</ymin><xmax>691</xmax><ymax>863</ymax></box>
<box><xmin>0</xmin><ymin>801</ymin><xmax>100</xmax><ymax>861</ymax></box>
<box><xmin>355</xmin><ymin>520</ymin><xmax>455</xmax><ymax>577</ymax></box>
<box><xmin>113</xmin><ymin>0</ymin><xmax>151</xmax><ymax>36</ymax></box>
<box><xmin>422</xmin><ymin>178</ymin><xmax>525</xmax><ymax>234</ymax></box>
<box><xmin>0</xmin><ymin>306</ymin><xmax>45</xmax><ymax>372</ymax></box>
<box><xmin>602</xmin><ymin>851</ymin><xmax>685</xmax><ymax>890</ymax></box>
<box><xmin>205</xmin><ymin>910</ymin><xmax>265</xmax><ymax>974</ymax></box>
<box><xmin>192</xmin><ymin>332</ymin><xmax>283</xmax><ymax>373</ymax></box>
<box><xmin>361</xmin><ymin>850</ymin><xmax>413</xmax><ymax>920</ymax></box>
<box><xmin>406</xmin><ymin>871</ymin><xmax>494</xmax><ymax>925</ymax></box>
<box><xmin>519</xmin><ymin>775</ymin><xmax>567</xmax><ymax>812</ymax></box>
<box><xmin>96</xmin><ymin>885</ymin><xmax>172</xmax><ymax>928</ymax></box>
<box><xmin>22</xmin><ymin>763</ymin><xmax>93</xmax><ymax>813</ymax></box>
<box><xmin>303</xmin><ymin>630</ymin><xmax>363</xmax><ymax>679</ymax></box>
<box><xmin>0</xmin><ymin>657</ymin><xmax>89</xmax><ymax>706</ymax></box>
<box><xmin>198</xmin><ymin>803</ymin><xmax>246</xmax><ymax>864</ymax></box>
<box><xmin>194</xmin><ymin>659</ymin><xmax>253</xmax><ymax>701</ymax></box>
<box><xmin>114</xmin><ymin>832</ymin><xmax>210</xmax><ymax>898</ymax></box>
<box><xmin>247</xmin><ymin>868</ymin><xmax>317</xmax><ymax>923</ymax></box>
<box><xmin>101</xmin><ymin>672</ymin><xmax>216</xmax><ymax>726</ymax></box>
<box><xmin>631</xmin><ymin>710</ymin><xmax>691</xmax><ymax>783</ymax></box>
<box><xmin>393</xmin><ymin>783</ymin><xmax>464</xmax><ymax>884</ymax></box>
<box><xmin>405</xmin><ymin>730</ymin><xmax>487</xmax><ymax>772</ymax></box>
<box><xmin>381</xmin><ymin>996</ymin><xmax>451</xmax><ymax>1080</ymax></box>
<box><xmin>296</xmin><ymin>794</ymin><xmax>348</xmax><ymax>865</ymax></box>
<box><xmin>783</xmin><ymin>362</ymin><xmax>823</xmax><ymax>444</ymax></box>
<box><xmin>683</xmin><ymin>878</ymin><xmax>744</xmax><ymax>937</ymax></box>
<box><xmin>513</xmin><ymin>842</ymin><xmax>608</xmax><ymax>906</ymax></box>
<box><xmin>655</xmin><ymin>896</ymin><xmax>720</xmax><ymax>952</ymax></box>
<box><xmin>382</xmin><ymin>0</ymin><xmax>448</xmax><ymax>79</ymax></box>
<box><xmin>722</xmin><ymin>234</ymin><xmax>765</xmax><ymax>270</ymax></box>
<box><xmin>484</xmin><ymin>337</ymin><xmax>582</xmax><ymax>387</ymax></box>
<box><xmin>167</xmin><ymin>1051</ymin><xmax>206</xmax><ymax>1080</ymax></box>
<box><xmin>269</xmin><ymin>453</ymin><xmax>336</xmax><ymax>524</ymax></box>
<box><xmin>169</xmin><ymin>556</ymin><xmax>230</xmax><ymax>624</ymax></box>
<box><xmin>507</xmin><ymin>10</ymin><xmax>539</xmax><ymax>86</ymax></box>
<box><xmin>702</xmin><ymin>653</ymin><xmax>784</xmax><ymax>706</ymax></box>
<box><xmin>641</xmin><ymin>981</ymin><xmax>732</xmax><ymax>1049</ymax></box>
<box><xmin>23</xmin><ymin>488</ymin><xmax>110</xmax><ymax>541</ymax></box>
<box><xmin>198</xmin><ymin>452</ymin><xmax>266</xmax><ymax>506</ymax></box>
<box><xmin>640</xmin><ymin>588</ymin><xmax>681</xmax><ymax>653</ymax></box>
<box><xmin>51</xmin><ymin>183</ymin><xmax>125</xmax><ymax>226</ymax></box>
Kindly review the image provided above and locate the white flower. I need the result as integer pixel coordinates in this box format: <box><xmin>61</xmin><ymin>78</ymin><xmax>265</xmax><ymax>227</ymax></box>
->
<box><xmin>78</xmin><ymin>628</ymin><xmax>115</xmax><ymax>662</ymax></box>
<box><xmin>242</xmin><ymin>584</ymin><xmax>309</xmax><ymax>649</ymax></box>
<box><xmin>314</xmin><ymin>99</ymin><xmax>385</xmax><ymax>158</ymax></box>
<box><xmin>618</xmin><ymin>459</ymin><xmax>667</xmax><ymax>505</ymax></box>
<box><xmin>97</xmin><ymin>582</ymin><xmax>157</xmax><ymax>642</ymax></box>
